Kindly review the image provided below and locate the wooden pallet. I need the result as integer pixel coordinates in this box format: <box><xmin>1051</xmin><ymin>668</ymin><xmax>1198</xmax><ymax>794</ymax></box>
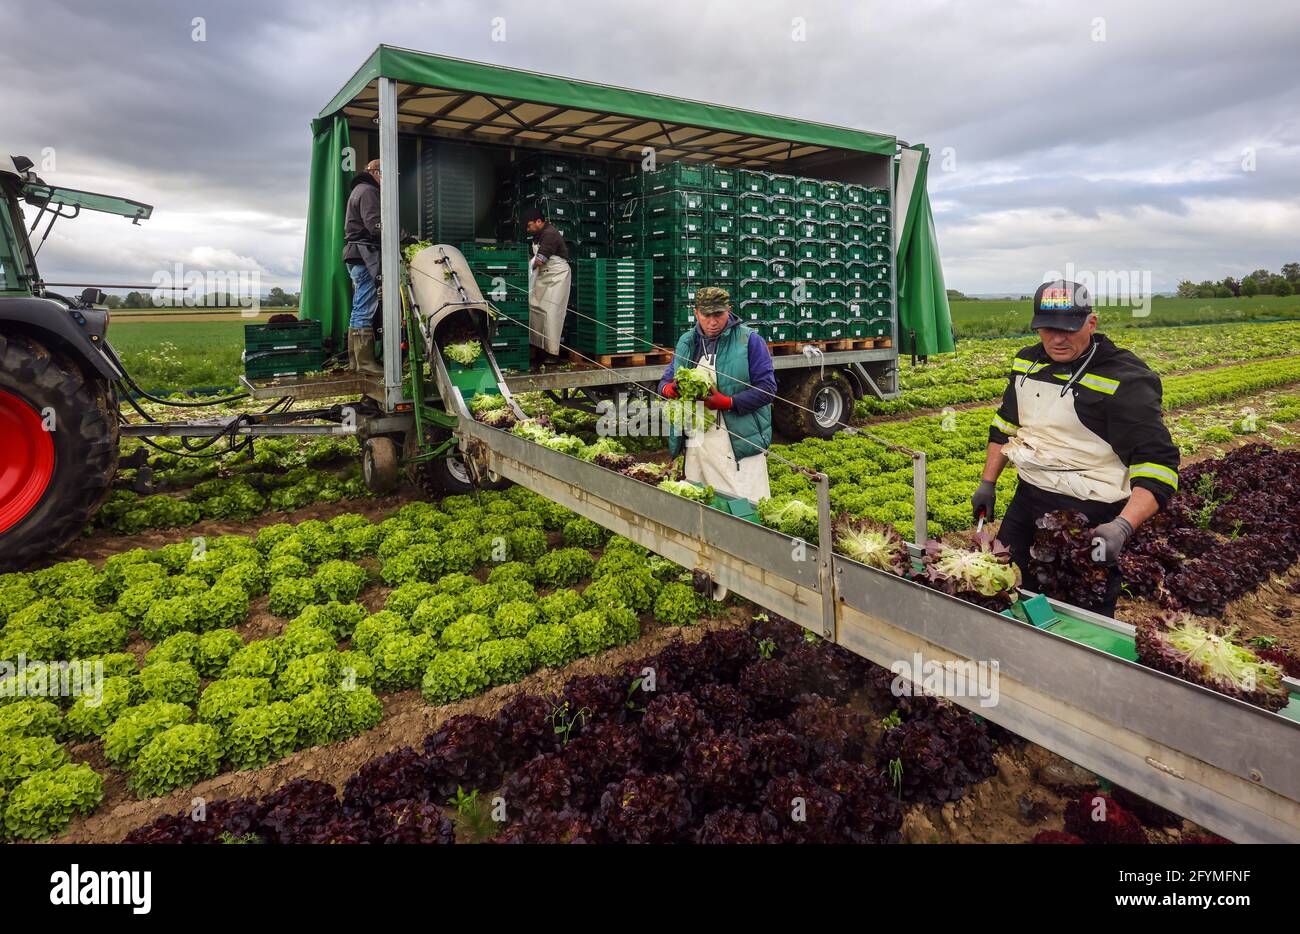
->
<box><xmin>567</xmin><ymin>348</ymin><xmax>673</xmax><ymax>368</ymax></box>
<box><xmin>768</xmin><ymin>337</ymin><xmax>889</xmax><ymax>355</ymax></box>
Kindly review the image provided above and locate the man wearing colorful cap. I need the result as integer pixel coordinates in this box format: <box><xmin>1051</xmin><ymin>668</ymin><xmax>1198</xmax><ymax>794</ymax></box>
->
<box><xmin>971</xmin><ymin>279</ymin><xmax>1180</xmax><ymax>616</ymax></box>
<box><xmin>523</xmin><ymin>206</ymin><xmax>571</xmax><ymax>363</ymax></box>
<box><xmin>659</xmin><ymin>286</ymin><xmax>776</xmax><ymax>503</ymax></box>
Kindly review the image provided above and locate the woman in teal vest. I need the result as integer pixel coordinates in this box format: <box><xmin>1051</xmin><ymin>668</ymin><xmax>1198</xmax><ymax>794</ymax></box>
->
<box><xmin>659</xmin><ymin>286</ymin><xmax>776</xmax><ymax>502</ymax></box>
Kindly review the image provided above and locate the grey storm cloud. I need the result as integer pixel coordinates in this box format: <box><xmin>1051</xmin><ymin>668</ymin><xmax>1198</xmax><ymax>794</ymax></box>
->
<box><xmin>4</xmin><ymin>0</ymin><xmax>1298</xmax><ymax>293</ymax></box>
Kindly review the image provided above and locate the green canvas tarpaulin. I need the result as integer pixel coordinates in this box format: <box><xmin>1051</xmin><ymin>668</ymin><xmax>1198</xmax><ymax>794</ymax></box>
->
<box><xmin>300</xmin><ymin>114</ymin><xmax>351</xmax><ymax>346</ymax></box>
<box><xmin>894</xmin><ymin>144</ymin><xmax>955</xmax><ymax>357</ymax></box>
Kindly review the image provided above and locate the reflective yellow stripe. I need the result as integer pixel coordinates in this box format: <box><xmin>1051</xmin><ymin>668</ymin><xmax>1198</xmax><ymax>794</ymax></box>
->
<box><xmin>1049</xmin><ymin>371</ymin><xmax>1120</xmax><ymax>394</ymax></box>
<box><xmin>1012</xmin><ymin>357</ymin><xmax>1033</xmax><ymax>373</ymax></box>
<box><xmin>1130</xmin><ymin>462</ymin><xmax>1179</xmax><ymax>490</ymax></box>
<box><xmin>991</xmin><ymin>414</ymin><xmax>1018</xmax><ymax>435</ymax></box>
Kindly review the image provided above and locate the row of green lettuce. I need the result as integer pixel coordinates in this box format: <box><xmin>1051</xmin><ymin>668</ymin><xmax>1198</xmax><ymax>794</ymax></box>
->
<box><xmin>0</xmin><ymin>488</ymin><xmax>718</xmax><ymax>841</ymax></box>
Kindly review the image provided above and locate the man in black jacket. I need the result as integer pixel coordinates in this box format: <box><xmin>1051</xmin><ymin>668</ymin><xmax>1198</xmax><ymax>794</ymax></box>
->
<box><xmin>971</xmin><ymin>280</ymin><xmax>1180</xmax><ymax>616</ymax></box>
<box><xmin>341</xmin><ymin>159</ymin><xmax>383</xmax><ymax>376</ymax></box>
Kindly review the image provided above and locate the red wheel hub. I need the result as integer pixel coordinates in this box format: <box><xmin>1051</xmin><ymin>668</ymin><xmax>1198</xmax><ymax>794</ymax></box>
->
<box><xmin>0</xmin><ymin>389</ymin><xmax>55</xmax><ymax>535</ymax></box>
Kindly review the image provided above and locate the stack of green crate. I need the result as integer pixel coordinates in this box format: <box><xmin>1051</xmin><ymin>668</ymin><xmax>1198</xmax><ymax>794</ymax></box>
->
<box><xmin>573</xmin><ymin>259</ymin><xmax>652</xmax><ymax>356</ymax></box>
<box><xmin>244</xmin><ymin>320</ymin><xmax>324</xmax><ymax>379</ymax></box>
<box><xmin>460</xmin><ymin>242</ymin><xmax>531</xmax><ymax>370</ymax></box>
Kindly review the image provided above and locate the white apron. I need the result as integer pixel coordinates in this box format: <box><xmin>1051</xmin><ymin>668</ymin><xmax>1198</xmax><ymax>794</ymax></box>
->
<box><xmin>528</xmin><ymin>247</ymin><xmax>571</xmax><ymax>356</ymax></box>
<box><xmin>1002</xmin><ymin>371</ymin><xmax>1130</xmax><ymax>502</ymax></box>
<box><xmin>683</xmin><ymin>351</ymin><xmax>772</xmax><ymax>503</ymax></box>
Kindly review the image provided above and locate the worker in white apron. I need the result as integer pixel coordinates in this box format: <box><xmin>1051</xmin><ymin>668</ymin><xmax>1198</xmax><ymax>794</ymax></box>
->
<box><xmin>523</xmin><ymin>207</ymin><xmax>571</xmax><ymax>362</ymax></box>
<box><xmin>659</xmin><ymin>286</ymin><xmax>776</xmax><ymax>503</ymax></box>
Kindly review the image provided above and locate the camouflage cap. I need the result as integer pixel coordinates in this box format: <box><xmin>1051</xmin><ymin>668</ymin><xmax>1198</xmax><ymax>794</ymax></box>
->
<box><xmin>695</xmin><ymin>286</ymin><xmax>731</xmax><ymax>311</ymax></box>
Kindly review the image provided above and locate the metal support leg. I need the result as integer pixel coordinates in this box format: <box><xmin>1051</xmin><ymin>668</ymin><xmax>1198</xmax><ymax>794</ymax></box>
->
<box><xmin>912</xmin><ymin>450</ymin><xmax>927</xmax><ymax>545</ymax></box>
<box><xmin>378</xmin><ymin>77</ymin><xmax>403</xmax><ymax>412</ymax></box>
<box><xmin>815</xmin><ymin>472</ymin><xmax>836</xmax><ymax>639</ymax></box>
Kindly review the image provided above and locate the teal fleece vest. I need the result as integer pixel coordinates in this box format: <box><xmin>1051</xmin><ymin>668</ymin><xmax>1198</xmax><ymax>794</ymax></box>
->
<box><xmin>666</xmin><ymin>322</ymin><xmax>772</xmax><ymax>462</ymax></box>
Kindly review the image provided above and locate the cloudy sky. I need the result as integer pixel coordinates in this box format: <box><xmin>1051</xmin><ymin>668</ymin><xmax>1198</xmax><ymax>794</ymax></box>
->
<box><xmin>5</xmin><ymin>0</ymin><xmax>1298</xmax><ymax>295</ymax></box>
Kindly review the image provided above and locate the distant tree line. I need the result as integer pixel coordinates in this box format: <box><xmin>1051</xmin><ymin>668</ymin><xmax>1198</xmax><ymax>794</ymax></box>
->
<box><xmin>1177</xmin><ymin>264</ymin><xmax>1299</xmax><ymax>300</ymax></box>
<box><xmin>104</xmin><ymin>287</ymin><xmax>301</xmax><ymax>309</ymax></box>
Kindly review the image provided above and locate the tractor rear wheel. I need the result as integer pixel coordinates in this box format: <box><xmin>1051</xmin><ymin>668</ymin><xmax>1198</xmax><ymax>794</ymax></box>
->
<box><xmin>0</xmin><ymin>333</ymin><xmax>118</xmax><ymax>570</ymax></box>
<box><xmin>773</xmin><ymin>368</ymin><xmax>854</xmax><ymax>441</ymax></box>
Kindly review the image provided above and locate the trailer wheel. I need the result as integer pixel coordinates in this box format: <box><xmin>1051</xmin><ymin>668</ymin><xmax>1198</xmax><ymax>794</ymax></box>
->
<box><xmin>774</xmin><ymin>369</ymin><xmax>854</xmax><ymax>440</ymax></box>
<box><xmin>362</xmin><ymin>436</ymin><xmax>399</xmax><ymax>494</ymax></box>
<box><xmin>0</xmin><ymin>333</ymin><xmax>119</xmax><ymax>571</ymax></box>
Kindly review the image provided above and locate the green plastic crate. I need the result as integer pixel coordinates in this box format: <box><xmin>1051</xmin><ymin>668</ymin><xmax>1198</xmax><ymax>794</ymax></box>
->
<box><xmin>739</xmin><ymin>236</ymin><xmax>768</xmax><ymax>259</ymax></box>
<box><xmin>822</xmin><ymin>202</ymin><xmax>845</xmax><ymax>223</ymax></box>
<box><xmin>655</xmin><ymin>278</ymin><xmax>701</xmax><ymax>303</ymax></box>
<box><xmin>769</xmin><ymin>216</ymin><xmax>797</xmax><ymax>239</ymax></box>
<box><xmin>868</xmin><ymin>282</ymin><xmax>893</xmax><ymax>302</ymax></box>
<box><xmin>795</xmin><ymin>218</ymin><xmax>821</xmax><ymax>240</ymax></box>
<box><xmin>795</xmin><ymin>177</ymin><xmax>820</xmax><ymax>199</ymax></box>
<box><xmin>244</xmin><ymin>333</ymin><xmax>324</xmax><ymax>380</ymax></box>
<box><xmin>867</xmin><ymin>224</ymin><xmax>890</xmax><ymax>245</ymax></box>
<box><xmin>821</xmin><ymin>318</ymin><xmax>848</xmax><ymax>340</ymax></box>
<box><xmin>709</xmin><ymin>165</ymin><xmax>737</xmax><ymax>192</ymax></box>
<box><xmin>709</xmin><ymin>256</ymin><xmax>737</xmax><ymax>279</ymax></box>
<box><xmin>645</xmin><ymin>162</ymin><xmax>708</xmax><ymax>193</ymax></box>
<box><xmin>821</xmin><ymin>261</ymin><xmax>846</xmax><ymax>281</ymax></box>
<box><xmin>707</xmin><ymin>233</ymin><xmax>737</xmax><ymax>256</ymax></box>
<box><xmin>651</xmin><ymin>254</ymin><xmax>706</xmax><ymax>280</ymax></box>
<box><xmin>796</xmin><ymin>320</ymin><xmax>819</xmax><ymax>341</ymax></box>
<box><xmin>578</xmin><ymin>201</ymin><xmax>610</xmax><ymax>223</ymax></box>
<box><xmin>737</xmin><ymin>278</ymin><xmax>766</xmax><ymax>302</ymax></box>
<box><xmin>738</xmin><ymin>299</ymin><xmax>765</xmax><ymax>322</ymax></box>
<box><xmin>768</xmin><ymin>258</ymin><xmax>794</xmax><ymax>279</ymax></box>
<box><xmin>844</xmin><ymin>205</ymin><xmax>869</xmax><ymax>224</ymax></box>
<box><xmin>868</xmin><ymin>262</ymin><xmax>890</xmax><ymax>283</ymax></box>
<box><xmin>768</xmin><ymin>319</ymin><xmax>797</xmax><ymax>341</ymax></box>
<box><xmin>847</xmin><ymin>281</ymin><xmax>871</xmax><ymax>303</ymax></box>
<box><xmin>845</xmin><ymin>262</ymin><xmax>870</xmax><ymax>283</ymax></box>
<box><xmin>820</xmin><ymin>181</ymin><xmax>845</xmax><ymax>203</ymax></box>
<box><xmin>737</xmin><ymin>214</ymin><xmax>769</xmax><ymax>237</ymax></box>
<box><xmin>519</xmin><ymin>175</ymin><xmax>575</xmax><ymax>200</ymax></box>
<box><xmin>578</xmin><ymin>158</ymin><xmax>607</xmax><ymax>180</ymax></box>
<box><xmin>769</xmin><ymin>174</ymin><xmax>796</xmax><ymax>196</ymax></box>
<box><xmin>576</xmin><ymin>178</ymin><xmax>609</xmax><ymax>202</ymax></box>
<box><xmin>871</xmin><ymin>300</ymin><xmax>892</xmax><ymax>319</ymax></box>
<box><xmin>796</xmin><ymin>302</ymin><xmax>819</xmax><ymax>321</ymax></box>
<box><xmin>739</xmin><ymin>192</ymin><xmax>768</xmax><ymax>215</ymax></box>
<box><xmin>823</xmin><ymin>279</ymin><xmax>847</xmax><ymax>302</ymax></box>
<box><xmin>612</xmin><ymin>218</ymin><xmax>643</xmax><ymax>243</ymax></box>
<box><xmin>824</xmin><ymin>301</ymin><xmax>848</xmax><ymax>320</ymax></box>
<box><xmin>867</xmin><ymin>243</ymin><xmax>892</xmax><ymax>264</ymax></box>
<box><xmin>867</xmin><ymin>188</ymin><xmax>890</xmax><ymax>207</ymax></box>
<box><xmin>579</xmin><ymin>220</ymin><xmax>608</xmax><ymax>242</ymax></box>
<box><xmin>769</xmin><ymin>301</ymin><xmax>796</xmax><ymax>321</ymax></box>
<box><xmin>797</xmin><ymin>199</ymin><xmax>820</xmax><ymax>221</ymax></box>
<box><xmin>766</xmin><ymin>279</ymin><xmax>794</xmax><ymax>301</ymax></box>
<box><xmin>847</xmin><ymin>299</ymin><xmax>868</xmax><ymax>319</ymax></box>
<box><xmin>769</xmin><ymin>237</ymin><xmax>796</xmax><ymax>259</ymax></box>
<box><xmin>823</xmin><ymin>241</ymin><xmax>846</xmax><ymax>262</ymax></box>
<box><xmin>845</xmin><ymin>242</ymin><xmax>868</xmax><ymax>262</ymax></box>
<box><xmin>795</xmin><ymin>258</ymin><xmax>822</xmax><ymax>281</ymax></box>
<box><xmin>738</xmin><ymin>256</ymin><xmax>767</xmax><ymax>279</ymax></box>
<box><xmin>646</xmin><ymin>232</ymin><xmax>706</xmax><ymax>257</ymax></box>
<box><xmin>571</xmin><ymin>242</ymin><xmax>605</xmax><ymax>261</ymax></box>
<box><xmin>794</xmin><ymin>278</ymin><xmax>822</xmax><ymax>301</ymax></box>
<box><xmin>822</xmin><ymin>222</ymin><xmax>845</xmax><ymax>242</ymax></box>
<box><xmin>848</xmin><ymin>319</ymin><xmax>868</xmax><ymax>338</ymax></box>
<box><xmin>769</xmin><ymin>197</ymin><xmax>797</xmax><ymax>218</ymax></box>
<box><xmin>739</xmin><ymin>170</ymin><xmax>769</xmax><ymax>194</ymax></box>
<box><xmin>706</xmin><ymin>192</ymin><xmax>738</xmax><ymax>214</ymax></box>
<box><xmin>611</xmin><ymin>172</ymin><xmax>642</xmax><ymax>200</ymax></box>
<box><xmin>845</xmin><ymin>223</ymin><xmax>870</xmax><ymax>244</ymax></box>
<box><xmin>844</xmin><ymin>184</ymin><xmax>868</xmax><ymax>205</ymax></box>
<box><xmin>706</xmin><ymin>212</ymin><xmax>737</xmax><ymax>236</ymax></box>
<box><xmin>869</xmin><ymin>206</ymin><xmax>891</xmax><ymax>226</ymax></box>
<box><xmin>866</xmin><ymin>318</ymin><xmax>891</xmax><ymax>338</ymax></box>
<box><xmin>645</xmin><ymin>189</ymin><xmax>706</xmax><ymax>214</ymax></box>
<box><xmin>520</xmin><ymin>153</ymin><xmax>576</xmax><ymax>177</ymax></box>
<box><xmin>645</xmin><ymin>212</ymin><xmax>706</xmax><ymax>238</ymax></box>
<box><xmin>795</xmin><ymin>240</ymin><xmax>821</xmax><ymax>262</ymax></box>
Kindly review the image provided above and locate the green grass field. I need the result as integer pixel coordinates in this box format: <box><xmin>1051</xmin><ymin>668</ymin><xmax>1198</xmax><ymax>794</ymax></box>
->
<box><xmin>949</xmin><ymin>294</ymin><xmax>1300</xmax><ymax>338</ymax></box>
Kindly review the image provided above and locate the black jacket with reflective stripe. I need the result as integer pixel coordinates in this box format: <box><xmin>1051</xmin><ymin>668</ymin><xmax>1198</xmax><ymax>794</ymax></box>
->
<box><xmin>988</xmin><ymin>333</ymin><xmax>1181</xmax><ymax>506</ymax></box>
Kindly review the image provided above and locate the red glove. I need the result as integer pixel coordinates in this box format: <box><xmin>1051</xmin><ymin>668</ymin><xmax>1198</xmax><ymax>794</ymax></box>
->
<box><xmin>703</xmin><ymin>388</ymin><xmax>733</xmax><ymax>411</ymax></box>
<box><xmin>661</xmin><ymin>381</ymin><xmax>679</xmax><ymax>399</ymax></box>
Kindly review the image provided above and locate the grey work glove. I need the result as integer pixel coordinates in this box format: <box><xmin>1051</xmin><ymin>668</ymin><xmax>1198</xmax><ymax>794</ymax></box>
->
<box><xmin>1090</xmin><ymin>517</ymin><xmax>1134</xmax><ymax>565</ymax></box>
<box><xmin>971</xmin><ymin>480</ymin><xmax>997</xmax><ymax>523</ymax></box>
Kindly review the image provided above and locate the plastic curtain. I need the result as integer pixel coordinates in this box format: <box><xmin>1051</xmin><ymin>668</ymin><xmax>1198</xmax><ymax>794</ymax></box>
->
<box><xmin>894</xmin><ymin>145</ymin><xmax>955</xmax><ymax>357</ymax></box>
<box><xmin>299</xmin><ymin>114</ymin><xmax>352</xmax><ymax>346</ymax></box>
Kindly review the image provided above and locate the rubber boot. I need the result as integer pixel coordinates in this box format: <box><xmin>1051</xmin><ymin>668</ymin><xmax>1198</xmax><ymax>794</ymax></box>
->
<box><xmin>350</xmin><ymin>328</ymin><xmax>383</xmax><ymax>377</ymax></box>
